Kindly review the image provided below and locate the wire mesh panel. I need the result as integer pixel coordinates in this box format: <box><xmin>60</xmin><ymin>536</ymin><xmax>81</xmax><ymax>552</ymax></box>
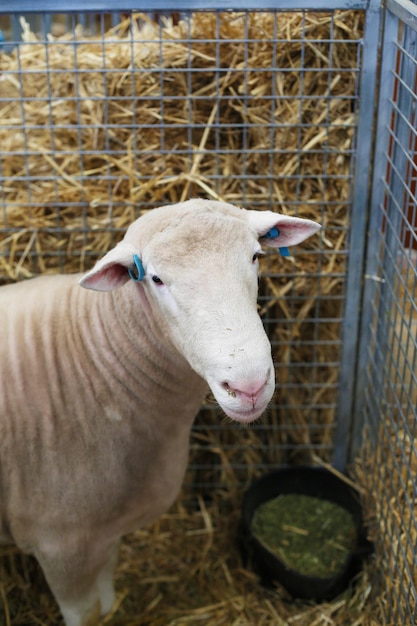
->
<box><xmin>0</xmin><ymin>5</ymin><xmax>369</xmax><ymax>496</ymax></box>
<box><xmin>0</xmin><ymin>6</ymin><xmax>368</xmax><ymax>498</ymax></box>
<box><xmin>0</xmin><ymin>3</ymin><xmax>372</xmax><ymax>503</ymax></box>
<box><xmin>354</xmin><ymin>0</ymin><xmax>417</xmax><ymax>622</ymax></box>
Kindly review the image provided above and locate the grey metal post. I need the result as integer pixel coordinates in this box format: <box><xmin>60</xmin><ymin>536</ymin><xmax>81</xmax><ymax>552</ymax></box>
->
<box><xmin>332</xmin><ymin>0</ymin><xmax>382</xmax><ymax>471</ymax></box>
<box><xmin>350</xmin><ymin>6</ymin><xmax>400</xmax><ymax>458</ymax></box>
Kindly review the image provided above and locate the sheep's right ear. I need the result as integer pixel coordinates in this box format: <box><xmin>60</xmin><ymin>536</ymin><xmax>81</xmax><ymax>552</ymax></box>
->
<box><xmin>79</xmin><ymin>242</ymin><xmax>139</xmax><ymax>291</ymax></box>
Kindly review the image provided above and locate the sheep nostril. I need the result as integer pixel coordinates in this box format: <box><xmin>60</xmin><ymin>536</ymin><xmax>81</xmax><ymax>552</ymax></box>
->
<box><xmin>222</xmin><ymin>382</ymin><xmax>237</xmax><ymax>398</ymax></box>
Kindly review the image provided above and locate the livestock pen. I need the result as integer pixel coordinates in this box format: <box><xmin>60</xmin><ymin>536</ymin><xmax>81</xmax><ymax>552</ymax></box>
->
<box><xmin>0</xmin><ymin>1</ymin><xmax>416</xmax><ymax>624</ymax></box>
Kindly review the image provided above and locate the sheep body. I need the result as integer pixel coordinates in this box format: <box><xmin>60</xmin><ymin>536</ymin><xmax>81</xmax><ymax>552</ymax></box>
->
<box><xmin>0</xmin><ymin>199</ymin><xmax>320</xmax><ymax>625</ymax></box>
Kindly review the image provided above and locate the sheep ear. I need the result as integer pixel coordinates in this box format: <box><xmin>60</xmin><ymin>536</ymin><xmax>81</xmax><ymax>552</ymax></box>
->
<box><xmin>79</xmin><ymin>242</ymin><xmax>139</xmax><ymax>291</ymax></box>
<box><xmin>247</xmin><ymin>210</ymin><xmax>321</xmax><ymax>251</ymax></box>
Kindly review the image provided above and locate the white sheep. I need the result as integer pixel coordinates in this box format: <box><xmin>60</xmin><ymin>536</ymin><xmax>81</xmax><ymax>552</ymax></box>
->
<box><xmin>0</xmin><ymin>199</ymin><xmax>320</xmax><ymax>626</ymax></box>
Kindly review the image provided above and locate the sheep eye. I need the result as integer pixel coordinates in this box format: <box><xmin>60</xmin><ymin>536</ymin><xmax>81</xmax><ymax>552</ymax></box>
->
<box><xmin>252</xmin><ymin>252</ymin><xmax>261</xmax><ymax>263</ymax></box>
<box><xmin>152</xmin><ymin>275</ymin><xmax>164</xmax><ymax>285</ymax></box>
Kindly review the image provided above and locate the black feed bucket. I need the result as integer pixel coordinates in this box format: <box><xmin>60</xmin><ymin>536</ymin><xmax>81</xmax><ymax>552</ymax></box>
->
<box><xmin>239</xmin><ymin>466</ymin><xmax>373</xmax><ymax>602</ymax></box>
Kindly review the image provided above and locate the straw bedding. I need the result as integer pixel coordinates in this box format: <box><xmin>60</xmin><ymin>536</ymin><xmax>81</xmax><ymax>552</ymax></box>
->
<box><xmin>0</xmin><ymin>496</ymin><xmax>378</xmax><ymax>626</ymax></box>
<box><xmin>0</xmin><ymin>9</ymin><xmax>403</xmax><ymax>625</ymax></box>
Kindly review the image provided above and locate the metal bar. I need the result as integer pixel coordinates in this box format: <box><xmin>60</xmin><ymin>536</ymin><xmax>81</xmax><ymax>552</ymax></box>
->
<box><xmin>0</xmin><ymin>0</ymin><xmax>371</xmax><ymax>13</ymax></box>
<box><xmin>350</xmin><ymin>8</ymin><xmax>399</xmax><ymax>458</ymax></box>
<box><xmin>387</xmin><ymin>0</ymin><xmax>417</xmax><ymax>32</ymax></box>
<box><xmin>331</xmin><ymin>0</ymin><xmax>382</xmax><ymax>471</ymax></box>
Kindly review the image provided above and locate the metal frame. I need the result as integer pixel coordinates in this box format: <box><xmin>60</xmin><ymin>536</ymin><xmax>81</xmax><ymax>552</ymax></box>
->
<box><xmin>0</xmin><ymin>0</ymin><xmax>370</xmax><ymax>13</ymax></box>
<box><xmin>332</xmin><ymin>0</ymin><xmax>382</xmax><ymax>470</ymax></box>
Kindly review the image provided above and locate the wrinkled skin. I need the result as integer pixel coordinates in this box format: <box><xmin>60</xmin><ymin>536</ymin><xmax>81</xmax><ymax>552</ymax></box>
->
<box><xmin>0</xmin><ymin>199</ymin><xmax>320</xmax><ymax>625</ymax></box>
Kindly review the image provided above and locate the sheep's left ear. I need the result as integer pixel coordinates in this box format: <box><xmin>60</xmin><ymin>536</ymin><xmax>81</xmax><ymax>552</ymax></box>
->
<box><xmin>247</xmin><ymin>210</ymin><xmax>321</xmax><ymax>254</ymax></box>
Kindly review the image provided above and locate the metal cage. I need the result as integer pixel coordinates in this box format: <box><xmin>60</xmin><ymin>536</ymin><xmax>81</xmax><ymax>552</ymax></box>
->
<box><xmin>0</xmin><ymin>0</ymin><xmax>416</xmax><ymax>623</ymax></box>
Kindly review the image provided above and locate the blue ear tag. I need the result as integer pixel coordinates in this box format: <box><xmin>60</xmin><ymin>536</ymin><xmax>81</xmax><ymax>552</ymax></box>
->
<box><xmin>264</xmin><ymin>227</ymin><xmax>290</xmax><ymax>257</ymax></box>
<box><xmin>128</xmin><ymin>254</ymin><xmax>145</xmax><ymax>282</ymax></box>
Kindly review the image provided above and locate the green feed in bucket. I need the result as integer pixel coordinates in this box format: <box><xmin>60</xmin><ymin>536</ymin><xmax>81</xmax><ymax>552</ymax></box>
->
<box><xmin>251</xmin><ymin>494</ymin><xmax>357</xmax><ymax>578</ymax></box>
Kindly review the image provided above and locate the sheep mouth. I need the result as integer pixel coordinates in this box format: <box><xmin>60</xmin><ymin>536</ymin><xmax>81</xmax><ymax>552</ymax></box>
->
<box><xmin>208</xmin><ymin>375</ymin><xmax>274</xmax><ymax>424</ymax></box>
<box><xmin>221</xmin><ymin>404</ymin><xmax>267</xmax><ymax>424</ymax></box>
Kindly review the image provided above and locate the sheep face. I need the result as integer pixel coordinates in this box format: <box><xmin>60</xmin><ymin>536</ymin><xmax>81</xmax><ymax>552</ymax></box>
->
<box><xmin>80</xmin><ymin>199</ymin><xmax>320</xmax><ymax>424</ymax></box>
<box><xmin>141</xmin><ymin>211</ymin><xmax>274</xmax><ymax>423</ymax></box>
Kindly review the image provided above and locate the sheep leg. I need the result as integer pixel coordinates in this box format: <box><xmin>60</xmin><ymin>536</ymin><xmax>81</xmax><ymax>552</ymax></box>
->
<box><xmin>96</xmin><ymin>540</ymin><xmax>119</xmax><ymax>615</ymax></box>
<box><xmin>34</xmin><ymin>540</ymin><xmax>119</xmax><ymax>626</ymax></box>
<box><xmin>57</xmin><ymin>595</ymin><xmax>101</xmax><ymax>626</ymax></box>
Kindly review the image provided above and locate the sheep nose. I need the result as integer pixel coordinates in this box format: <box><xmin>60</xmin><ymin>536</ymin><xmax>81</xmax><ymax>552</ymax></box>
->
<box><xmin>222</xmin><ymin>379</ymin><xmax>268</xmax><ymax>406</ymax></box>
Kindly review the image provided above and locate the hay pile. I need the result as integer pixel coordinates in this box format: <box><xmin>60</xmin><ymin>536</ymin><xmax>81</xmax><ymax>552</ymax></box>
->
<box><xmin>0</xmin><ymin>10</ymin><xmax>360</xmax><ymax>278</ymax></box>
<box><xmin>0</xmin><ymin>9</ymin><xmax>388</xmax><ymax>626</ymax></box>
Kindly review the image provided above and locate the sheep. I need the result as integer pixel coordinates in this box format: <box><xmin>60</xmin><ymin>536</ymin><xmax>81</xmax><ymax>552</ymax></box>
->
<box><xmin>0</xmin><ymin>199</ymin><xmax>320</xmax><ymax>626</ymax></box>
